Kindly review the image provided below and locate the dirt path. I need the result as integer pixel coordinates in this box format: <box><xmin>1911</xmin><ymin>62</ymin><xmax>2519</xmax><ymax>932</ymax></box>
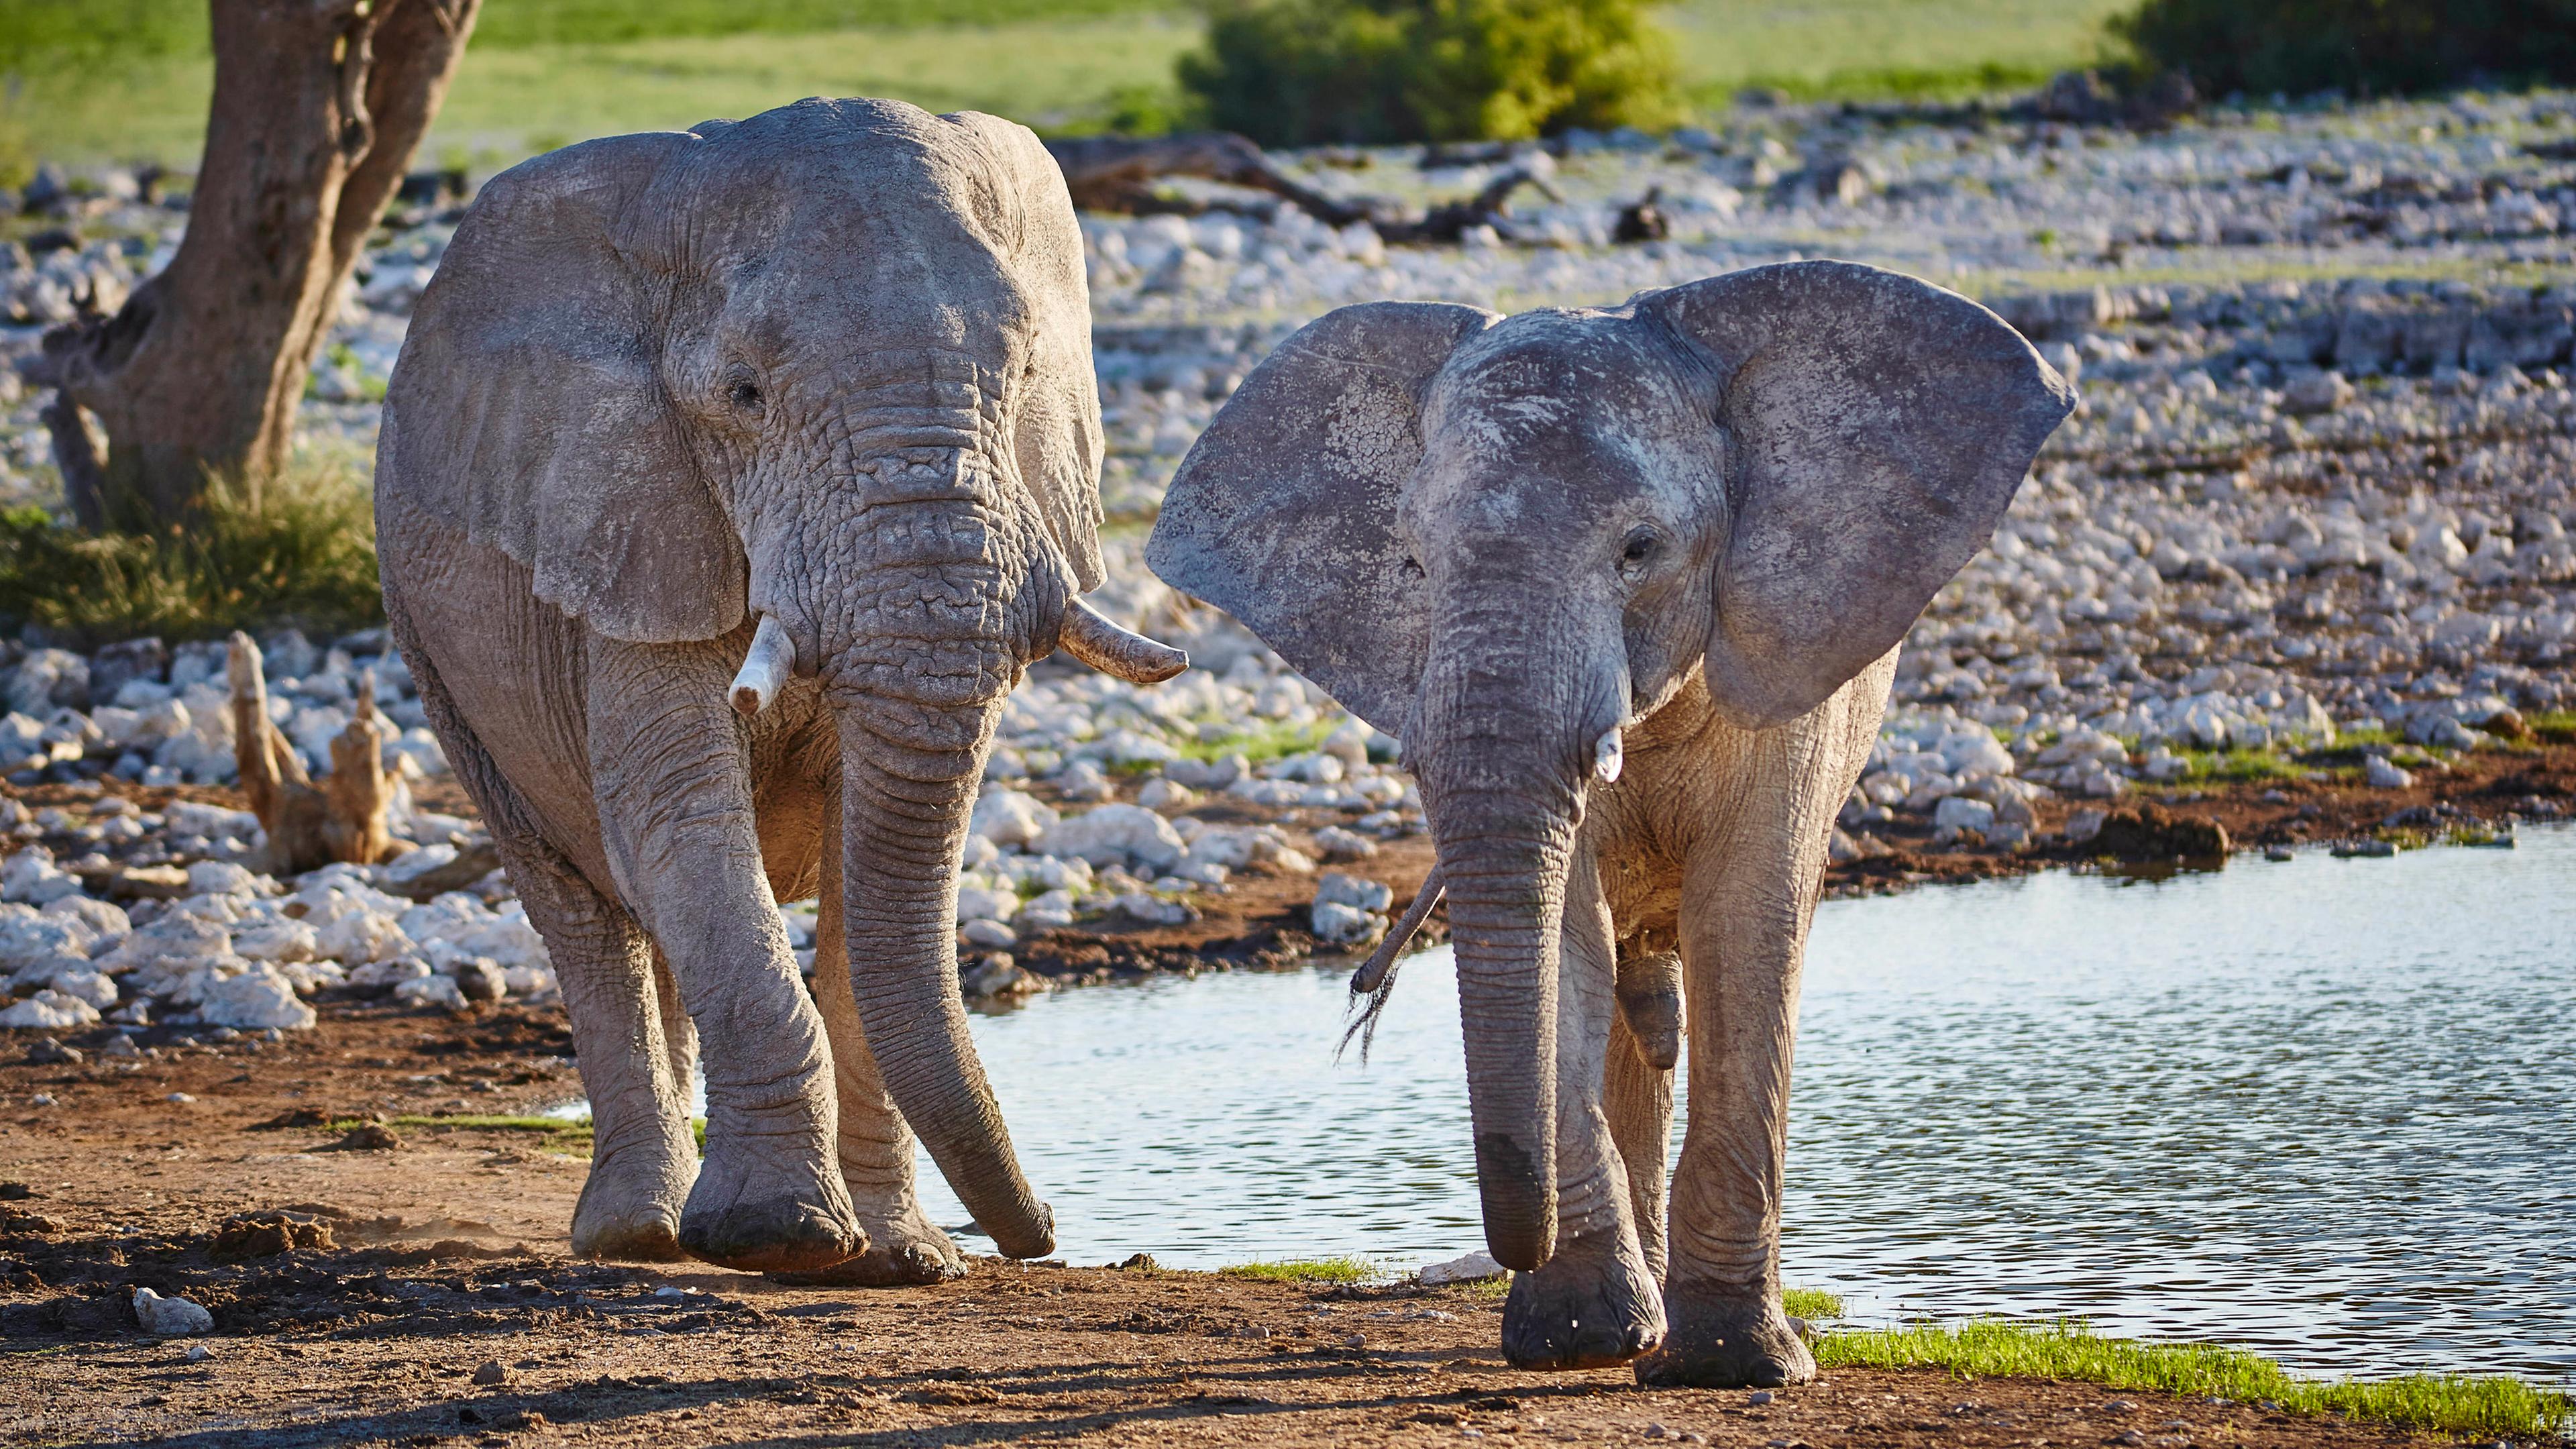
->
<box><xmin>0</xmin><ymin>1021</ymin><xmax>2467</xmax><ymax>1449</ymax></box>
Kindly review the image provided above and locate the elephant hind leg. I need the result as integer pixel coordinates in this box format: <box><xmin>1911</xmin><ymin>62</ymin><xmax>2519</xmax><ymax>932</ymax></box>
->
<box><xmin>386</xmin><ymin>579</ymin><xmax>695</xmax><ymax>1260</ymax></box>
<box><xmin>511</xmin><ymin>837</ymin><xmax>698</xmax><ymax>1262</ymax></box>
<box><xmin>1603</xmin><ymin>975</ymin><xmax>1676</xmax><ymax>1283</ymax></box>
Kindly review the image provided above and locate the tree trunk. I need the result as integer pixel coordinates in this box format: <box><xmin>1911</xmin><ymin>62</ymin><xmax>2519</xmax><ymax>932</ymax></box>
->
<box><xmin>33</xmin><ymin>0</ymin><xmax>480</xmax><ymax>524</ymax></box>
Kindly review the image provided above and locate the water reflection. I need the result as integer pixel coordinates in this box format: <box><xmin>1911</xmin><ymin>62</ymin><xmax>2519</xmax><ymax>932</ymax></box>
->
<box><xmin>903</xmin><ymin>829</ymin><xmax>2575</xmax><ymax>1383</ymax></box>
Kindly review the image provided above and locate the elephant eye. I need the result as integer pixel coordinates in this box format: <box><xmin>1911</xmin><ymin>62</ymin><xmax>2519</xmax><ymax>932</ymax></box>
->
<box><xmin>1619</xmin><ymin>527</ymin><xmax>1661</xmax><ymax>574</ymax></box>
<box><xmin>1399</xmin><ymin>555</ymin><xmax>1425</xmax><ymax>580</ymax></box>
<box><xmin>727</xmin><ymin>377</ymin><xmax>763</xmax><ymax>413</ymax></box>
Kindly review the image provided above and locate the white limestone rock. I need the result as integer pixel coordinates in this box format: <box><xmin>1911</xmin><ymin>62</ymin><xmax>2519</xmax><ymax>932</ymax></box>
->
<box><xmin>0</xmin><ymin>987</ymin><xmax>101</xmax><ymax>1029</ymax></box>
<box><xmin>131</xmin><ymin>1287</ymin><xmax>214</xmax><ymax>1336</ymax></box>
<box><xmin>1036</xmin><ymin>804</ymin><xmax>1186</xmax><ymax>872</ymax></box>
<box><xmin>969</xmin><ymin>787</ymin><xmax>1059</xmax><ymax>849</ymax></box>
<box><xmin>200</xmin><ymin>962</ymin><xmax>318</xmax><ymax>1030</ymax></box>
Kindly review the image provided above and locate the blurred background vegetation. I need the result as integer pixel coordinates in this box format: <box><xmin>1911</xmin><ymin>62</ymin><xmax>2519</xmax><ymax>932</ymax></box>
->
<box><xmin>8</xmin><ymin>0</ymin><xmax>2567</xmax><ymax>172</ymax></box>
<box><xmin>7</xmin><ymin>0</ymin><xmax>2141</xmax><ymax>167</ymax></box>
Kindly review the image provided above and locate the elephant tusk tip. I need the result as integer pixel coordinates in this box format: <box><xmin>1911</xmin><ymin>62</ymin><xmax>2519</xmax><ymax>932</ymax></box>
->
<box><xmin>730</xmin><ymin>614</ymin><xmax>795</xmax><ymax>716</ymax></box>
<box><xmin>1594</xmin><ymin>728</ymin><xmax>1624</xmax><ymax>784</ymax></box>
<box><xmin>1061</xmin><ymin>598</ymin><xmax>1189</xmax><ymax>685</ymax></box>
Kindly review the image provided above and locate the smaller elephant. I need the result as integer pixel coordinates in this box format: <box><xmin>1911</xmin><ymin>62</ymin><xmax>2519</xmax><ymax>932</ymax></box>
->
<box><xmin>376</xmin><ymin>98</ymin><xmax>1183</xmax><ymax>1279</ymax></box>
<box><xmin>1149</xmin><ymin>262</ymin><xmax>2070</xmax><ymax>1385</ymax></box>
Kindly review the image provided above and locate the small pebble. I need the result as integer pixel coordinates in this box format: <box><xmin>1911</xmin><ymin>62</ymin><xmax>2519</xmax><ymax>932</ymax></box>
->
<box><xmin>1748</xmin><ymin>1390</ymin><xmax>1775</xmax><ymax>1405</ymax></box>
<box><xmin>166</xmin><ymin>1092</ymin><xmax>195</xmax><ymax>1104</ymax></box>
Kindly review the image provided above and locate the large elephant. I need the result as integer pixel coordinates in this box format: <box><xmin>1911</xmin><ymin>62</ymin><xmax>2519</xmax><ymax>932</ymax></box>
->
<box><xmin>1148</xmin><ymin>262</ymin><xmax>2070</xmax><ymax>1385</ymax></box>
<box><xmin>375</xmin><ymin>98</ymin><xmax>1183</xmax><ymax>1279</ymax></box>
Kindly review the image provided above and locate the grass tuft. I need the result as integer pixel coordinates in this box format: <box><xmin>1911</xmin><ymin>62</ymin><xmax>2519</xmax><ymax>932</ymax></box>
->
<box><xmin>1220</xmin><ymin>1256</ymin><xmax>1381</xmax><ymax>1285</ymax></box>
<box><xmin>1816</xmin><ymin>1319</ymin><xmax>2571</xmax><ymax>1441</ymax></box>
<box><xmin>1784</xmin><ymin>1286</ymin><xmax>1846</xmax><ymax>1323</ymax></box>
<box><xmin>1174</xmin><ymin>716</ymin><xmax>1340</xmax><ymax>764</ymax></box>
<box><xmin>0</xmin><ymin>455</ymin><xmax>382</xmax><ymax>647</ymax></box>
<box><xmin>2528</xmin><ymin>710</ymin><xmax>2576</xmax><ymax>744</ymax></box>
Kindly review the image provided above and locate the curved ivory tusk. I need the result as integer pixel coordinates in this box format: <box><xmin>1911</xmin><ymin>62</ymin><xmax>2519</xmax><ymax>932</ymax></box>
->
<box><xmin>1060</xmin><ymin>597</ymin><xmax>1188</xmax><ymax>684</ymax></box>
<box><xmin>731</xmin><ymin>614</ymin><xmax>795</xmax><ymax>716</ymax></box>
<box><xmin>1594</xmin><ymin>727</ymin><xmax>1624</xmax><ymax>784</ymax></box>
<box><xmin>1349</xmin><ymin>867</ymin><xmax>1444</xmax><ymax>997</ymax></box>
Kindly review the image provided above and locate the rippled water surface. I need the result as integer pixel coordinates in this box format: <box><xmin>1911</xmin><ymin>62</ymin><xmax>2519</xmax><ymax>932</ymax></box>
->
<box><xmin>892</xmin><ymin>830</ymin><xmax>2575</xmax><ymax>1382</ymax></box>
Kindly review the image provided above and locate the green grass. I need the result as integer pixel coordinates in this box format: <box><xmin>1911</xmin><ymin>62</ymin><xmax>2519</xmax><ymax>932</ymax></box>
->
<box><xmin>0</xmin><ymin>451</ymin><xmax>384</xmax><ymax>648</ymax></box>
<box><xmin>13</xmin><ymin>0</ymin><xmax>2137</xmax><ymax>168</ymax></box>
<box><xmin>1784</xmin><ymin>1286</ymin><xmax>1846</xmax><ymax>1322</ymax></box>
<box><xmin>15</xmin><ymin>17</ymin><xmax>1203</xmax><ymax>167</ymax></box>
<box><xmin>1665</xmin><ymin>0</ymin><xmax>2131</xmax><ymax>105</ymax></box>
<box><xmin>1220</xmin><ymin>1255</ymin><xmax>1382</xmax><ymax>1285</ymax></box>
<box><xmin>1174</xmin><ymin>716</ymin><xmax>1340</xmax><ymax>764</ymax></box>
<box><xmin>2145</xmin><ymin>745</ymin><xmax>2310</xmax><ymax>786</ymax></box>
<box><xmin>2530</xmin><ymin>710</ymin><xmax>2576</xmax><ymax>744</ymax></box>
<box><xmin>1815</xmin><ymin>1318</ymin><xmax>2571</xmax><ymax>1441</ymax></box>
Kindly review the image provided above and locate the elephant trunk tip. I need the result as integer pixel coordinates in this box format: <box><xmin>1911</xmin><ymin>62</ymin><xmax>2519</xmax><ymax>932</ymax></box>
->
<box><xmin>1475</xmin><ymin>1130</ymin><xmax>1558</xmax><ymax>1272</ymax></box>
<box><xmin>1060</xmin><ymin>596</ymin><xmax>1187</xmax><ymax>684</ymax></box>
<box><xmin>991</xmin><ymin>1203</ymin><xmax>1057</xmax><ymax>1261</ymax></box>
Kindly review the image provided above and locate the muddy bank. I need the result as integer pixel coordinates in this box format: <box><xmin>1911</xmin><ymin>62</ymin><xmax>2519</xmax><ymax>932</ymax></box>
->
<box><xmin>0</xmin><ymin>1026</ymin><xmax>2459</xmax><ymax>1448</ymax></box>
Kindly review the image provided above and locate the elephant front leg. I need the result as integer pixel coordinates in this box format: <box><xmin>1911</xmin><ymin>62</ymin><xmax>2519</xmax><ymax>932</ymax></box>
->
<box><xmin>1501</xmin><ymin>845</ymin><xmax>1666</xmax><ymax>1369</ymax></box>
<box><xmin>776</xmin><ymin>806</ymin><xmax>966</xmax><ymax>1286</ymax></box>
<box><xmin>1636</xmin><ymin>838</ymin><xmax>1825</xmax><ymax>1388</ymax></box>
<box><xmin>589</xmin><ymin>640</ymin><xmax>862</xmax><ymax>1275</ymax></box>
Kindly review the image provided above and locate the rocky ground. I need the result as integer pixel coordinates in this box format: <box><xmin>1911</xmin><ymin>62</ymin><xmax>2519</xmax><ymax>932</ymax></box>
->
<box><xmin>0</xmin><ymin>1019</ymin><xmax>2472</xmax><ymax>1448</ymax></box>
<box><xmin>7</xmin><ymin>89</ymin><xmax>2576</xmax><ymax>1035</ymax></box>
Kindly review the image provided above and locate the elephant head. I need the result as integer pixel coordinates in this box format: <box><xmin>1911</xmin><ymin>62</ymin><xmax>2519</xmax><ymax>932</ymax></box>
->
<box><xmin>1147</xmin><ymin>262</ymin><xmax>2070</xmax><ymax>1269</ymax></box>
<box><xmin>382</xmin><ymin>98</ymin><xmax>1180</xmax><ymax>1260</ymax></box>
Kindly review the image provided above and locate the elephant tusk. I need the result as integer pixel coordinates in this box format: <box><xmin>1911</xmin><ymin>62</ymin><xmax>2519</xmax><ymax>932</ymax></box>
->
<box><xmin>1350</xmin><ymin>866</ymin><xmax>1444</xmax><ymax>996</ymax></box>
<box><xmin>730</xmin><ymin>614</ymin><xmax>795</xmax><ymax>716</ymax></box>
<box><xmin>1594</xmin><ymin>727</ymin><xmax>1624</xmax><ymax>784</ymax></box>
<box><xmin>1060</xmin><ymin>597</ymin><xmax>1189</xmax><ymax>684</ymax></box>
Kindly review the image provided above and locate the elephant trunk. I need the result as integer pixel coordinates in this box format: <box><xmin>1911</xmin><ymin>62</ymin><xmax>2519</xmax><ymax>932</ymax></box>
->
<box><xmin>798</xmin><ymin>475</ymin><xmax>1061</xmax><ymax>1261</ymax></box>
<box><xmin>1410</xmin><ymin>590</ymin><xmax>1614</xmax><ymax>1273</ymax></box>
<box><xmin>832</xmin><ymin>699</ymin><xmax>1054</xmax><ymax>1259</ymax></box>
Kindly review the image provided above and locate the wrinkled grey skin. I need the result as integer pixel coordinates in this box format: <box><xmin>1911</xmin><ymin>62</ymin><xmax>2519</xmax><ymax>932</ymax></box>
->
<box><xmin>1149</xmin><ymin>262</ymin><xmax>2072</xmax><ymax>1385</ymax></box>
<box><xmin>375</xmin><ymin>98</ymin><xmax>1151</xmax><ymax>1280</ymax></box>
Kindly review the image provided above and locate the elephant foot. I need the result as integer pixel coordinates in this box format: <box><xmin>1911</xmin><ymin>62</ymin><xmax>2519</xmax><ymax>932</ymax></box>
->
<box><xmin>679</xmin><ymin>1139</ymin><xmax>865</xmax><ymax>1273</ymax></box>
<box><xmin>771</xmin><ymin>1201</ymin><xmax>965</xmax><ymax>1287</ymax></box>
<box><xmin>570</xmin><ymin>1142</ymin><xmax>692</xmax><ymax>1262</ymax></box>
<box><xmin>1633</xmin><ymin>1283</ymin><xmax>1815</xmax><ymax>1389</ymax></box>
<box><xmin>570</xmin><ymin>1197</ymin><xmax>686</xmax><ymax>1263</ymax></box>
<box><xmin>1501</xmin><ymin>1229</ymin><xmax>1666</xmax><ymax>1370</ymax></box>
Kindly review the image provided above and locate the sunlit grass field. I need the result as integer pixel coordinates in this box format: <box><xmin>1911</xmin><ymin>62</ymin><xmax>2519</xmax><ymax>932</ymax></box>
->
<box><xmin>8</xmin><ymin>0</ymin><xmax>2132</xmax><ymax>167</ymax></box>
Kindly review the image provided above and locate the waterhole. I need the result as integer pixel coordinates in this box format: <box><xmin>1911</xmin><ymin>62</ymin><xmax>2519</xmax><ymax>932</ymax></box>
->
<box><xmin>586</xmin><ymin>828</ymin><xmax>2576</xmax><ymax>1381</ymax></box>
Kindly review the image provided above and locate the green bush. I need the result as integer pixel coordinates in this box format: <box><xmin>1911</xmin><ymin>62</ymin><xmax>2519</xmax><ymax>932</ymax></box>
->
<box><xmin>2113</xmin><ymin>0</ymin><xmax>2576</xmax><ymax>99</ymax></box>
<box><xmin>1178</xmin><ymin>0</ymin><xmax>1681</xmax><ymax>146</ymax></box>
<box><xmin>0</xmin><ymin>460</ymin><xmax>382</xmax><ymax>647</ymax></box>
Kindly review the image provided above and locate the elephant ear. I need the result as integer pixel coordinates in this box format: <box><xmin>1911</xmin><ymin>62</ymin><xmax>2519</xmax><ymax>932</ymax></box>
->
<box><xmin>381</xmin><ymin>130</ymin><xmax>747</xmax><ymax>643</ymax></box>
<box><xmin>953</xmin><ymin>111</ymin><xmax>1107</xmax><ymax>592</ymax></box>
<box><xmin>1637</xmin><ymin>261</ymin><xmax>2074</xmax><ymax>731</ymax></box>
<box><xmin>1147</xmin><ymin>301</ymin><xmax>1499</xmax><ymax>735</ymax></box>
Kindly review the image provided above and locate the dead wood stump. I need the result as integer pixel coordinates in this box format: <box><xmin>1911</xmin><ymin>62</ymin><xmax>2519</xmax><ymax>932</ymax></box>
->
<box><xmin>228</xmin><ymin>631</ymin><xmax>396</xmax><ymax>875</ymax></box>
